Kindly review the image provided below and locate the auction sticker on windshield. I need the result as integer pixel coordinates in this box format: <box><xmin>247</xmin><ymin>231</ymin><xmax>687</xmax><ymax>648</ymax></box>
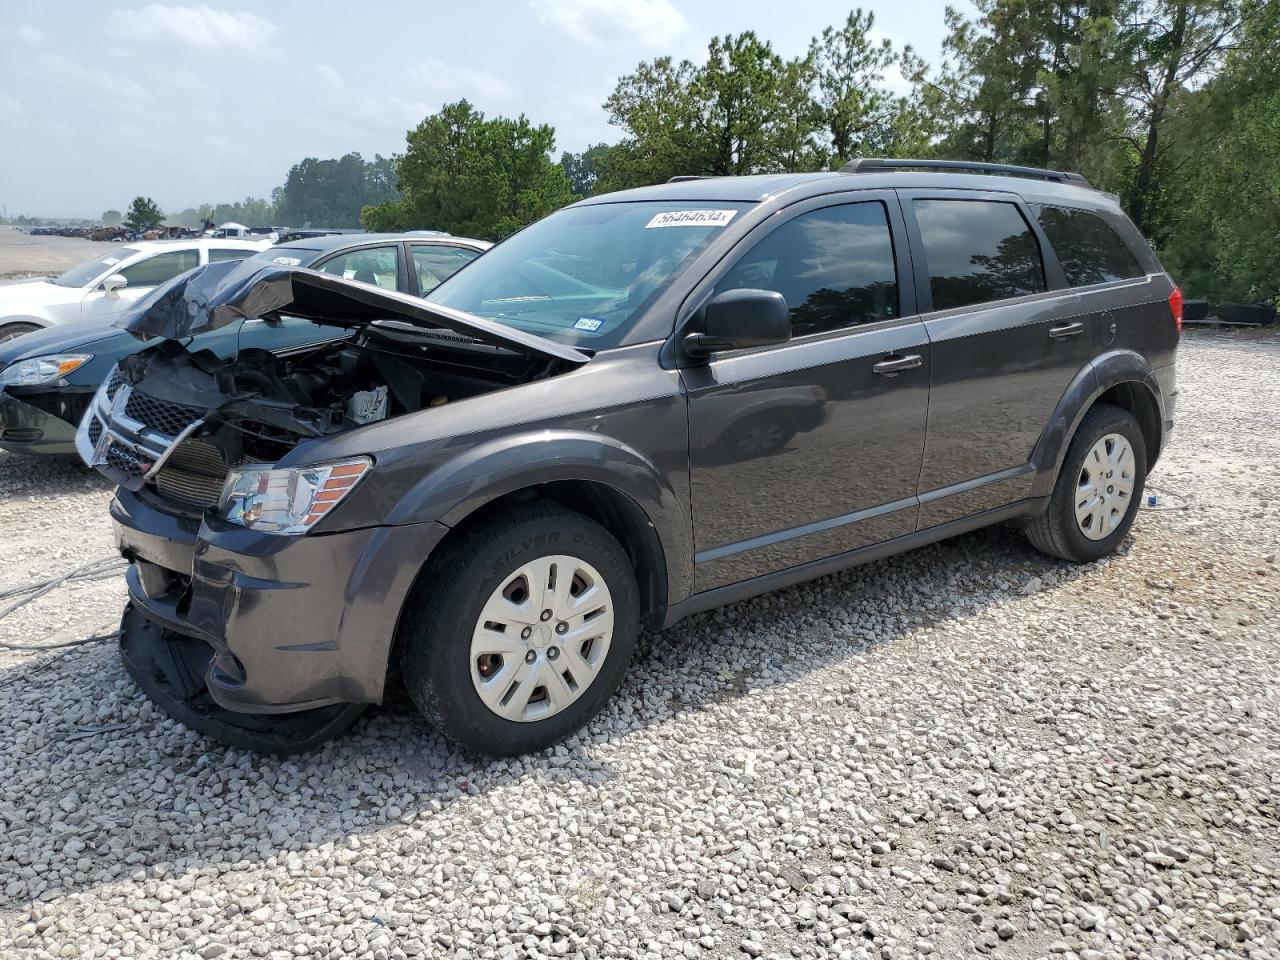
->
<box><xmin>645</xmin><ymin>209</ymin><xmax>737</xmax><ymax>229</ymax></box>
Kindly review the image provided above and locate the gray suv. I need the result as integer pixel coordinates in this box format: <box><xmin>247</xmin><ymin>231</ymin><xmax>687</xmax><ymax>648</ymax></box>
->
<box><xmin>79</xmin><ymin>159</ymin><xmax>1180</xmax><ymax>756</ymax></box>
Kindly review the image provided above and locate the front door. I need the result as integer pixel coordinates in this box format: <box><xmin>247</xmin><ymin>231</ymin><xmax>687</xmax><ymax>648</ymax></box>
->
<box><xmin>684</xmin><ymin>194</ymin><xmax>930</xmax><ymax>592</ymax></box>
<box><xmin>900</xmin><ymin>190</ymin><xmax>1094</xmax><ymax>526</ymax></box>
<box><xmin>81</xmin><ymin>249</ymin><xmax>201</xmax><ymax>322</ymax></box>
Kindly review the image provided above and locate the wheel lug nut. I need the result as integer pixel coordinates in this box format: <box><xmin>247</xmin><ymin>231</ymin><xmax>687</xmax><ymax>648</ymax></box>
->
<box><xmin>540</xmin><ymin>609</ymin><xmax>552</xmax><ymax>621</ymax></box>
<box><xmin>547</xmin><ymin>647</ymin><xmax>559</xmax><ymax>660</ymax></box>
<box><xmin>555</xmin><ymin>621</ymin><xmax>568</xmax><ymax>634</ymax></box>
<box><xmin>525</xmin><ymin>650</ymin><xmax>537</xmax><ymax>663</ymax></box>
<box><xmin>521</xmin><ymin>626</ymin><xmax>532</xmax><ymax>640</ymax></box>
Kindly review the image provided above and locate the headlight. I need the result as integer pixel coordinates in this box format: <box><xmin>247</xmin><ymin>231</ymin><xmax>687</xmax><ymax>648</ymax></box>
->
<box><xmin>0</xmin><ymin>354</ymin><xmax>92</xmax><ymax>387</ymax></box>
<box><xmin>218</xmin><ymin>457</ymin><xmax>371</xmax><ymax>535</ymax></box>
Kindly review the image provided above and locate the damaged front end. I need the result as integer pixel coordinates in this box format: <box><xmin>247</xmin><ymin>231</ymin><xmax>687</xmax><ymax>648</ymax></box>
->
<box><xmin>77</xmin><ymin>260</ymin><xmax>588</xmax><ymax>752</ymax></box>
<box><xmin>78</xmin><ymin>260</ymin><xmax>587</xmax><ymax>512</ymax></box>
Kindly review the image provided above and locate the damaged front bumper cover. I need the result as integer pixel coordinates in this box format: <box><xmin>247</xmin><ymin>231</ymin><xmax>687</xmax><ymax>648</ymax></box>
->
<box><xmin>112</xmin><ymin>487</ymin><xmax>450</xmax><ymax>752</ymax></box>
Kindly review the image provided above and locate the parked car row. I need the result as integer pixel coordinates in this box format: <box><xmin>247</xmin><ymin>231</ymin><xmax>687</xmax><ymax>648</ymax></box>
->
<box><xmin>0</xmin><ymin>233</ymin><xmax>490</xmax><ymax>455</ymax></box>
<box><xmin>57</xmin><ymin>158</ymin><xmax>1181</xmax><ymax>758</ymax></box>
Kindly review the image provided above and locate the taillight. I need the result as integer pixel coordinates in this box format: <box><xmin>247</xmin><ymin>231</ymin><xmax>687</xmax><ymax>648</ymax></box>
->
<box><xmin>1168</xmin><ymin>286</ymin><xmax>1183</xmax><ymax>334</ymax></box>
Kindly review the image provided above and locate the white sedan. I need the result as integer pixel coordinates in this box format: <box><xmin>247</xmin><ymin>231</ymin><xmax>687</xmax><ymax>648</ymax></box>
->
<box><xmin>0</xmin><ymin>238</ymin><xmax>272</xmax><ymax>342</ymax></box>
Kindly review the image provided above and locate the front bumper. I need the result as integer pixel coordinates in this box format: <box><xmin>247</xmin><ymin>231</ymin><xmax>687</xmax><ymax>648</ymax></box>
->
<box><xmin>0</xmin><ymin>388</ymin><xmax>81</xmax><ymax>454</ymax></box>
<box><xmin>112</xmin><ymin>487</ymin><xmax>449</xmax><ymax>717</ymax></box>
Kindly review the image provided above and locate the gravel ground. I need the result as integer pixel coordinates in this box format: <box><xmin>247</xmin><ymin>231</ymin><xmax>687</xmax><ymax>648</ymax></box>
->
<box><xmin>0</xmin><ymin>227</ymin><xmax>121</xmax><ymax>281</ymax></box>
<box><xmin>0</xmin><ymin>330</ymin><xmax>1277</xmax><ymax>960</ymax></box>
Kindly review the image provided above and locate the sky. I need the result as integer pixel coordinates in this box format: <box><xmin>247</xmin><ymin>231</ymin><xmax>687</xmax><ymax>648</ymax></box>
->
<box><xmin>0</xmin><ymin>0</ymin><xmax>973</xmax><ymax>219</ymax></box>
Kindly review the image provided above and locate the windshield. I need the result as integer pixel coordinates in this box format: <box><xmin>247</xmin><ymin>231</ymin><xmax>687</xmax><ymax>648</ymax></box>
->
<box><xmin>50</xmin><ymin>248</ymin><xmax>143</xmax><ymax>288</ymax></box>
<box><xmin>427</xmin><ymin>201</ymin><xmax>751</xmax><ymax>348</ymax></box>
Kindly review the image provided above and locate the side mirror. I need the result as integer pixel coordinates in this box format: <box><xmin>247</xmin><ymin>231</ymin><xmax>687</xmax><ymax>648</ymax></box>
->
<box><xmin>101</xmin><ymin>274</ymin><xmax>128</xmax><ymax>296</ymax></box>
<box><xmin>684</xmin><ymin>288</ymin><xmax>791</xmax><ymax>359</ymax></box>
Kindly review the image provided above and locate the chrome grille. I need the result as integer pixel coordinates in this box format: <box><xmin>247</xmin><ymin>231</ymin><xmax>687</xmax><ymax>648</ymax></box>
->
<box><xmin>87</xmin><ymin>418</ymin><xmax>102</xmax><ymax>447</ymax></box>
<box><xmin>105</xmin><ymin>443</ymin><xmax>150</xmax><ymax>480</ymax></box>
<box><xmin>104</xmin><ymin>369</ymin><xmax>125</xmax><ymax>400</ymax></box>
<box><xmin>153</xmin><ymin>437</ymin><xmax>262</xmax><ymax>510</ymax></box>
<box><xmin>123</xmin><ymin>392</ymin><xmax>205</xmax><ymax>439</ymax></box>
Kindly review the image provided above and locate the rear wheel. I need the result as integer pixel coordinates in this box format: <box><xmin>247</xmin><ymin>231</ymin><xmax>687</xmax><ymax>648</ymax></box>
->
<box><xmin>0</xmin><ymin>322</ymin><xmax>40</xmax><ymax>344</ymax></box>
<box><xmin>1025</xmin><ymin>403</ymin><xmax>1147</xmax><ymax>562</ymax></box>
<box><xmin>400</xmin><ymin>503</ymin><xmax>640</xmax><ymax>756</ymax></box>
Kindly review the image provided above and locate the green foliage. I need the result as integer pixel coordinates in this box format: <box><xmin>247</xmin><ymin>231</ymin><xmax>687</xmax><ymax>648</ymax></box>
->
<box><xmin>100</xmin><ymin>209</ymin><xmax>123</xmax><ymax>226</ymax></box>
<box><xmin>1159</xmin><ymin>0</ymin><xmax>1280</xmax><ymax>302</ymax></box>
<box><xmin>361</xmin><ymin>101</ymin><xmax>573</xmax><ymax>240</ymax></box>
<box><xmin>560</xmin><ymin>143</ymin><xmax>617</xmax><ymax>197</ymax></box>
<box><xmin>602</xmin><ymin>14</ymin><xmax>943</xmax><ymax>188</ymax></box>
<box><xmin>124</xmin><ymin>196</ymin><xmax>164</xmax><ymax>232</ymax></box>
<box><xmin>276</xmin><ymin>153</ymin><xmax>398</xmax><ymax>228</ymax></box>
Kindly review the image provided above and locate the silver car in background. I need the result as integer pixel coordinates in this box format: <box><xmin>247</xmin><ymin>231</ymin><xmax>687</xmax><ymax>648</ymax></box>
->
<box><xmin>0</xmin><ymin>238</ymin><xmax>272</xmax><ymax>342</ymax></box>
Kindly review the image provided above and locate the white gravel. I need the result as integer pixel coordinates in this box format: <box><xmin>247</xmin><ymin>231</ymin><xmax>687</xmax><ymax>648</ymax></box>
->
<box><xmin>1</xmin><ymin>330</ymin><xmax>1278</xmax><ymax>960</ymax></box>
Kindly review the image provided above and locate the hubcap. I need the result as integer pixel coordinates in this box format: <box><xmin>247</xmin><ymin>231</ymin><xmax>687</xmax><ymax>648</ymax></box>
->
<box><xmin>1075</xmin><ymin>433</ymin><xmax>1135</xmax><ymax>540</ymax></box>
<box><xmin>470</xmin><ymin>555</ymin><xmax>614</xmax><ymax>723</ymax></box>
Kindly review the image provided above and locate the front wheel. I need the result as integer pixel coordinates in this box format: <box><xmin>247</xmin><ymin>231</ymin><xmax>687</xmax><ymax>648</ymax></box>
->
<box><xmin>400</xmin><ymin>503</ymin><xmax>640</xmax><ymax>756</ymax></box>
<box><xmin>1025</xmin><ymin>403</ymin><xmax>1148</xmax><ymax>562</ymax></box>
<box><xmin>0</xmin><ymin>322</ymin><xmax>41</xmax><ymax>344</ymax></box>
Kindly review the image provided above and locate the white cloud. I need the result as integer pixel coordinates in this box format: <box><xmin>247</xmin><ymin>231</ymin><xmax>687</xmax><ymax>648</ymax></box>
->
<box><xmin>408</xmin><ymin>60</ymin><xmax>513</xmax><ymax>104</ymax></box>
<box><xmin>107</xmin><ymin>4</ymin><xmax>276</xmax><ymax>52</ymax></box>
<box><xmin>16</xmin><ymin>24</ymin><xmax>44</xmax><ymax>44</ymax></box>
<box><xmin>530</xmin><ymin>0</ymin><xmax>687</xmax><ymax>47</ymax></box>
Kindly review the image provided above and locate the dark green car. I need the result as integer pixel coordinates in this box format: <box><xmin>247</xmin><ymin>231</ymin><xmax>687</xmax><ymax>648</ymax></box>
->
<box><xmin>0</xmin><ymin>233</ymin><xmax>489</xmax><ymax>455</ymax></box>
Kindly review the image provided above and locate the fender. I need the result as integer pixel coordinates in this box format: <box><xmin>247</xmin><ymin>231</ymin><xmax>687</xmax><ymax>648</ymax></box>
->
<box><xmin>1029</xmin><ymin>349</ymin><xmax>1163</xmax><ymax>498</ymax></box>
<box><xmin>385</xmin><ymin>428</ymin><xmax>694</xmax><ymax>604</ymax></box>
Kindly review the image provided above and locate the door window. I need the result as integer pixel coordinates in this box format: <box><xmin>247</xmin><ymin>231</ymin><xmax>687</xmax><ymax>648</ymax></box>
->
<box><xmin>316</xmin><ymin>246</ymin><xmax>399</xmax><ymax>290</ymax></box>
<box><xmin>412</xmin><ymin>244</ymin><xmax>481</xmax><ymax>293</ymax></box>
<box><xmin>117</xmin><ymin>249</ymin><xmax>199</xmax><ymax>287</ymax></box>
<box><xmin>913</xmin><ymin>199</ymin><xmax>1046</xmax><ymax>311</ymax></box>
<box><xmin>715</xmin><ymin>202</ymin><xmax>899</xmax><ymax>337</ymax></box>
<box><xmin>1035</xmin><ymin>205</ymin><xmax>1144</xmax><ymax>287</ymax></box>
<box><xmin>208</xmin><ymin>247</ymin><xmax>256</xmax><ymax>263</ymax></box>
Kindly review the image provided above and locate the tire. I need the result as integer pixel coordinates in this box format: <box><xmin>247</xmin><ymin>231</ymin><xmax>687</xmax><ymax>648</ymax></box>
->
<box><xmin>1025</xmin><ymin>403</ymin><xmax>1148</xmax><ymax>562</ymax></box>
<box><xmin>0</xmin><ymin>322</ymin><xmax>41</xmax><ymax>344</ymax></box>
<box><xmin>399</xmin><ymin>503</ymin><xmax>641</xmax><ymax>756</ymax></box>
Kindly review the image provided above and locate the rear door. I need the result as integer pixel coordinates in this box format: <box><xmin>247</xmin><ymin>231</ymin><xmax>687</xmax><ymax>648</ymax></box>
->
<box><xmin>900</xmin><ymin>189</ymin><xmax>1091</xmax><ymax>526</ymax></box>
<box><xmin>683</xmin><ymin>192</ymin><xmax>930</xmax><ymax>591</ymax></box>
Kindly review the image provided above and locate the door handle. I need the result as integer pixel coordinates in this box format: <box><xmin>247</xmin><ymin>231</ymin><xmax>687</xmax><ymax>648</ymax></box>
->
<box><xmin>1048</xmin><ymin>321</ymin><xmax>1085</xmax><ymax>340</ymax></box>
<box><xmin>872</xmin><ymin>354</ymin><xmax>923</xmax><ymax>376</ymax></box>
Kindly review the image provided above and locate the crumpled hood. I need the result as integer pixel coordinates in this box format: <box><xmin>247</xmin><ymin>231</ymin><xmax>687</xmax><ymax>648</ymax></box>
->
<box><xmin>116</xmin><ymin>259</ymin><xmax>590</xmax><ymax>366</ymax></box>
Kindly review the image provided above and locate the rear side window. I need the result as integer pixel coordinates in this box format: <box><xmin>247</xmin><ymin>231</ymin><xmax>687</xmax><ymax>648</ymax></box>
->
<box><xmin>715</xmin><ymin>201</ymin><xmax>899</xmax><ymax>337</ymax></box>
<box><xmin>913</xmin><ymin>199</ymin><xmax>1046</xmax><ymax>311</ymax></box>
<box><xmin>1035</xmin><ymin>205</ymin><xmax>1145</xmax><ymax>287</ymax></box>
<box><xmin>208</xmin><ymin>247</ymin><xmax>255</xmax><ymax>263</ymax></box>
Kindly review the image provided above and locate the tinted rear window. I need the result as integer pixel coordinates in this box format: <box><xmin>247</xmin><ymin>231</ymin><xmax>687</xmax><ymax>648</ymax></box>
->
<box><xmin>1035</xmin><ymin>204</ymin><xmax>1145</xmax><ymax>287</ymax></box>
<box><xmin>913</xmin><ymin>199</ymin><xmax>1046</xmax><ymax>311</ymax></box>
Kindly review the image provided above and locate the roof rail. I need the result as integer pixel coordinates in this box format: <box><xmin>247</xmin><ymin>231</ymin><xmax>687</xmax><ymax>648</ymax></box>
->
<box><xmin>840</xmin><ymin>157</ymin><xmax>1091</xmax><ymax>187</ymax></box>
<box><xmin>666</xmin><ymin>175</ymin><xmax>709</xmax><ymax>183</ymax></box>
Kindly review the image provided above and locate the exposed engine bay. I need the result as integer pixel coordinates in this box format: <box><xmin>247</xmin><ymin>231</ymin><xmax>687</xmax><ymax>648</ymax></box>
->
<box><xmin>76</xmin><ymin>261</ymin><xmax>590</xmax><ymax>512</ymax></box>
<box><xmin>82</xmin><ymin>325</ymin><xmax>568</xmax><ymax>510</ymax></box>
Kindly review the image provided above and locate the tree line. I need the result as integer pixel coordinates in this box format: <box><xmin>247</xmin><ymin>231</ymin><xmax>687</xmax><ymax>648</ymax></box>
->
<box><xmin>359</xmin><ymin>0</ymin><xmax>1276</xmax><ymax>305</ymax></box>
<box><xmin>31</xmin><ymin>2</ymin><xmax>1272</xmax><ymax>304</ymax></box>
